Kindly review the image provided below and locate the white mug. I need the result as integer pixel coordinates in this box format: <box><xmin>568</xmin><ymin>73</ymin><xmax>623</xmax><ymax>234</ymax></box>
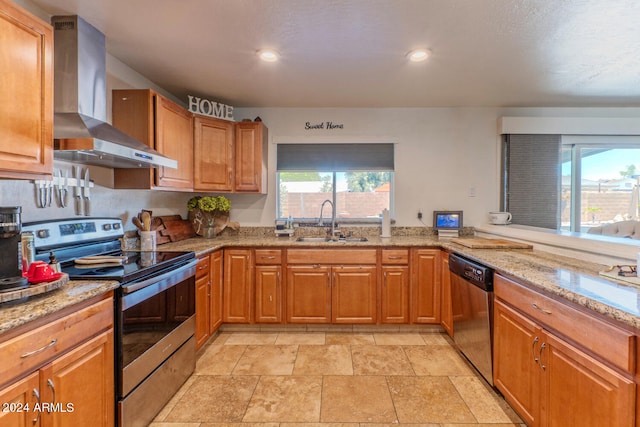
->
<box><xmin>489</xmin><ymin>211</ymin><xmax>512</xmax><ymax>225</ymax></box>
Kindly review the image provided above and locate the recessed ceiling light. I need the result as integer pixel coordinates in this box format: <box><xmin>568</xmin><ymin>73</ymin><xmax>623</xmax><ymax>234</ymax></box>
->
<box><xmin>407</xmin><ymin>49</ymin><xmax>431</xmax><ymax>62</ymax></box>
<box><xmin>257</xmin><ymin>49</ymin><xmax>279</xmax><ymax>62</ymax></box>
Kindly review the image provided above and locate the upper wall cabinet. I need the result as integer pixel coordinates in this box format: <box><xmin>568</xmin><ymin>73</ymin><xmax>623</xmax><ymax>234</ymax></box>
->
<box><xmin>0</xmin><ymin>0</ymin><xmax>53</xmax><ymax>179</ymax></box>
<box><xmin>193</xmin><ymin>118</ymin><xmax>268</xmax><ymax>193</ymax></box>
<box><xmin>112</xmin><ymin>89</ymin><xmax>194</xmax><ymax>190</ymax></box>
<box><xmin>234</xmin><ymin>121</ymin><xmax>268</xmax><ymax>193</ymax></box>
<box><xmin>194</xmin><ymin>116</ymin><xmax>234</xmax><ymax>192</ymax></box>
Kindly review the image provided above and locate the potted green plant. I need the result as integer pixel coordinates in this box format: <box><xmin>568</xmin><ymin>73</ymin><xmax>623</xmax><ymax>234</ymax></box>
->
<box><xmin>187</xmin><ymin>195</ymin><xmax>237</xmax><ymax>238</ymax></box>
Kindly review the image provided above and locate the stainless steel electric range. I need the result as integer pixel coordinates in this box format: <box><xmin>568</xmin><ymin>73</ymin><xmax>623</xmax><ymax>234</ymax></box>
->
<box><xmin>23</xmin><ymin>217</ymin><xmax>197</xmax><ymax>427</ymax></box>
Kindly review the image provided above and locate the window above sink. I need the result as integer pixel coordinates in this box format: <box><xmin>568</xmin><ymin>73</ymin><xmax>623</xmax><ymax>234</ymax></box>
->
<box><xmin>276</xmin><ymin>143</ymin><xmax>395</xmax><ymax>223</ymax></box>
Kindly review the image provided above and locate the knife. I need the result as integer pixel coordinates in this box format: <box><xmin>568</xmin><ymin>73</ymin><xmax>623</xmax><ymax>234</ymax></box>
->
<box><xmin>74</xmin><ymin>166</ymin><xmax>83</xmax><ymax>215</ymax></box>
<box><xmin>35</xmin><ymin>180</ymin><xmax>45</xmax><ymax>208</ymax></box>
<box><xmin>57</xmin><ymin>169</ymin><xmax>68</xmax><ymax>208</ymax></box>
<box><xmin>46</xmin><ymin>179</ymin><xmax>53</xmax><ymax>207</ymax></box>
<box><xmin>83</xmin><ymin>168</ymin><xmax>91</xmax><ymax>216</ymax></box>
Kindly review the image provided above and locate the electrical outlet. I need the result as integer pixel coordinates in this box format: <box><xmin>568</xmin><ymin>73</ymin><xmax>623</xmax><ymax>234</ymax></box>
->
<box><xmin>417</xmin><ymin>210</ymin><xmax>423</xmax><ymax>220</ymax></box>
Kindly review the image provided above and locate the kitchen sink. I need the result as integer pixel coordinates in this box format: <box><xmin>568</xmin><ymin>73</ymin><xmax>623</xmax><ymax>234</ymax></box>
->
<box><xmin>296</xmin><ymin>237</ymin><xmax>368</xmax><ymax>243</ymax></box>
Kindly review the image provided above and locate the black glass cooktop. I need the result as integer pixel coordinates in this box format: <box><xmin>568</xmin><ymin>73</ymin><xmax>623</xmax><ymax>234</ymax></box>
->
<box><xmin>61</xmin><ymin>251</ymin><xmax>194</xmax><ymax>283</ymax></box>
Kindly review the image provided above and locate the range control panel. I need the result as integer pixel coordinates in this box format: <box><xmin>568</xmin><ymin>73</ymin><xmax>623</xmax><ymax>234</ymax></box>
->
<box><xmin>22</xmin><ymin>217</ymin><xmax>124</xmax><ymax>250</ymax></box>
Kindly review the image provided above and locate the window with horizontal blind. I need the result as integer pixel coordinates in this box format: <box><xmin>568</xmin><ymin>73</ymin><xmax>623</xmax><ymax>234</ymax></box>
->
<box><xmin>503</xmin><ymin>134</ymin><xmax>561</xmax><ymax>229</ymax></box>
<box><xmin>276</xmin><ymin>143</ymin><xmax>395</xmax><ymax>221</ymax></box>
<box><xmin>503</xmin><ymin>134</ymin><xmax>640</xmax><ymax>235</ymax></box>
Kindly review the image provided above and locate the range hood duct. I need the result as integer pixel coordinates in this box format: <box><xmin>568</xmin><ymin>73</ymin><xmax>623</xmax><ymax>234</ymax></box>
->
<box><xmin>51</xmin><ymin>15</ymin><xmax>177</xmax><ymax>169</ymax></box>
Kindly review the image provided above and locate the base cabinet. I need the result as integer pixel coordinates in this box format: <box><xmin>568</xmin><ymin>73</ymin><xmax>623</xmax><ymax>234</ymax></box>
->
<box><xmin>380</xmin><ymin>266</ymin><xmax>409</xmax><ymax>323</ymax></box>
<box><xmin>223</xmin><ymin>249</ymin><xmax>253</xmax><ymax>323</ymax></box>
<box><xmin>0</xmin><ymin>297</ymin><xmax>114</xmax><ymax>427</ymax></box>
<box><xmin>494</xmin><ymin>282</ymin><xmax>636</xmax><ymax>427</ymax></box>
<box><xmin>195</xmin><ymin>255</ymin><xmax>211</xmax><ymax>350</ymax></box>
<box><xmin>286</xmin><ymin>264</ymin><xmax>376</xmax><ymax>324</ymax></box>
<box><xmin>440</xmin><ymin>252</ymin><xmax>453</xmax><ymax>336</ymax></box>
<box><xmin>286</xmin><ymin>265</ymin><xmax>332</xmax><ymax>323</ymax></box>
<box><xmin>410</xmin><ymin>249</ymin><xmax>441</xmax><ymax>324</ymax></box>
<box><xmin>255</xmin><ymin>266</ymin><xmax>282</xmax><ymax>323</ymax></box>
<box><xmin>209</xmin><ymin>251</ymin><xmax>223</xmax><ymax>333</ymax></box>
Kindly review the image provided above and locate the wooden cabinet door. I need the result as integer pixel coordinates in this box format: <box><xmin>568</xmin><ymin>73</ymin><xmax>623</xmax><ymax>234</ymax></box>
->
<box><xmin>255</xmin><ymin>266</ymin><xmax>282</xmax><ymax>323</ymax></box>
<box><xmin>332</xmin><ymin>266</ymin><xmax>377</xmax><ymax>324</ymax></box>
<box><xmin>155</xmin><ymin>95</ymin><xmax>194</xmax><ymax>189</ymax></box>
<box><xmin>410</xmin><ymin>249</ymin><xmax>441</xmax><ymax>324</ymax></box>
<box><xmin>0</xmin><ymin>371</ymin><xmax>40</xmax><ymax>427</ymax></box>
<box><xmin>380</xmin><ymin>266</ymin><xmax>409</xmax><ymax>323</ymax></box>
<box><xmin>234</xmin><ymin>122</ymin><xmax>267</xmax><ymax>193</ymax></box>
<box><xmin>493</xmin><ymin>299</ymin><xmax>540</xmax><ymax>427</ymax></box>
<box><xmin>194</xmin><ymin>116</ymin><xmax>234</xmax><ymax>191</ymax></box>
<box><xmin>223</xmin><ymin>249</ymin><xmax>253</xmax><ymax>323</ymax></box>
<box><xmin>195</xmin><ymin>256</ymin><xmax>210</xmax><ymax>350</ymax></box>
<box><xmin>0</xmin><ymin>0</ymin><xmax>53</xmax><ymax>179</ymax></box>
<box><xmin>286</xmin><ymin>265</ymin><xmax>331</xmax><ymax>323</ymax></box>
<box><xmin>542</xmin><ymin>332</ymin><xmax>635</xmax><ymax>427</ymax></box>
<box><xmin>41</xmin><ymin>330</ymin><xmax>114</xmax><ymax>427</ymax></box>
<box><xmin>440</xmin><ymin>252</ymin><xmax>453</xmax><ymax>336</ymax></box>
<box><xmin>209</xmin><ymin>251</ymin><xmax>223</xmax><ymax>334</ymax></box>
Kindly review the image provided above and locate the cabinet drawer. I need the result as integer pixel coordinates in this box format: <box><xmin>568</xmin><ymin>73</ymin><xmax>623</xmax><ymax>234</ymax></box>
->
<box><xmin>0</xmin><ymin>298</ymin><xmax>113</xmax><ymax>387</ymax></box>
<box><xmin>287</xmin><ymin>249</ymin><xmax>377</xmax><ymax>265</ymax></box>
<box><xmin>381</xmin><ymin>249</ymin><xmax>409</xmax><ymax>264</ymax></box>
<box><xmin>255</xmin><ymin>249</ymin><xmax>282</xmax><ymax>265</ymax></box>
<box><xmin>196</xmin><ymin>255</ymin><xmax>210</xmax><ymax>279</ymax></box>
<box><xmin>495</xmin><ymin>274</ymin><xmax>635</xmax><ymax>373</ymax></box>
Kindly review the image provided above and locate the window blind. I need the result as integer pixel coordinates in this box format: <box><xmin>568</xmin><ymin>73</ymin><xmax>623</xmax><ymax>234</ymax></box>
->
<box><xmin>504</xmin><ymin>134</ymin><xmax>561</xmax><ymax>229</ymax></box>
<box><xmin>277</xmin><ymin>143</ymin><xmax>394</xmax><ymax>171</ymax></box>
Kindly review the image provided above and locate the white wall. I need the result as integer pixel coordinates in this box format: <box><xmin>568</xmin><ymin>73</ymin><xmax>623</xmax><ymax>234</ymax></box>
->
<box><xmin>232</xmin><ymin>107</ymin><xmax>502</xmax><ymax>227</ymax></box>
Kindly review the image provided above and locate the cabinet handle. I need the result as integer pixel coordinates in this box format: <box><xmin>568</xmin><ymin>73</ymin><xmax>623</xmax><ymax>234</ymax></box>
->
<box><xmin>383</xmin><ymin>271</ymin><xmax>387</xmax><ymax>285</ymax></box>
<box><xmin>327</xmin><ymin>271</ymin><xmax>331</xmax><ymax>285</ymax></box>
<box><xmin>21</xmin><ymin>338</ymin><xmax>57</xmax><ymax>358</ymax></box>
<box><xmin>32</xmin><ymin>388</ymin><xmax>41</xmax><ymax>424</ymax></box>
<box><xmin>539</xmin><ymin>342</ymin><xmax>547</xmax><ymax>370</ymax></box>
<box><xmin>269</xmin><ymin>295</ymin><xmax>273</xmax><ymax>302</ymax></box>
<box><xmin>531</xmin><ymin>303</ymin><xmax>552</xmax><ymax>314</ymax></box>
<box><xmin>531</xmin><ymin>336</ymin><xmax>539</xmax><ymax>364</ymax></box>
<box><xmin>261</xmin><ymin>256</ymin><xmax>276</xmax><ymax>260</ymax></box>
<box><xmin>388</xmin><ymin>256</ymin><xmax>402</xmax><ymax>259</ymax></box>
<box><xmin>47</xmin><ymin>379</ymin><xmax>56</xmax><ymax>408</ymax></box>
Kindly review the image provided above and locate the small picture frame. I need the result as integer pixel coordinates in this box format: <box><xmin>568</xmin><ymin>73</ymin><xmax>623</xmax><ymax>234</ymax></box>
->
<box><xmin>433</xmin><ymin>210</ymin><xmax>463</xmax><ymax>231</ymax></box>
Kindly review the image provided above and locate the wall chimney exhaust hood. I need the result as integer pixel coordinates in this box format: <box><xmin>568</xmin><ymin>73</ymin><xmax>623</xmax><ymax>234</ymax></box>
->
<box><xmin>51</xmin><ymin>15</ymin><xmax>177</xmax><ymax>169</ymax></box>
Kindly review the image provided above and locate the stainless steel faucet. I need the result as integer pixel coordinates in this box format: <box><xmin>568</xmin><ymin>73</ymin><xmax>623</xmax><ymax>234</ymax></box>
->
<box><xmin>318</xmin><ymin>199</ymin><xmax>337</xmax><ymax>237</ymax></box>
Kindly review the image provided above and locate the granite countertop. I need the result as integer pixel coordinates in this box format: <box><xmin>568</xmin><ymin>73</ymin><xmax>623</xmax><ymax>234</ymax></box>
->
<box><xmin>0</xmin><ymin>280</ymin><xmax>119</xmax><ymax>335</ymax></box>
<box><xmin>3</xmin><ymin>233</ymin><xmax>639</xmax><ymax>336</ymax></box>
<box><xmin>161</xmin><ymin>234</ymin><xmax>640</xmax><ymax>330</ymax></box>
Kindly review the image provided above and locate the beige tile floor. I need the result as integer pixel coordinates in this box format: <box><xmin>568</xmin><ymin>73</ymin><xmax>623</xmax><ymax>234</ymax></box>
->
<box><xmin>151</xmin><ymin>331</ymin><xmax>525</xmax><ymax>427</ymax></box>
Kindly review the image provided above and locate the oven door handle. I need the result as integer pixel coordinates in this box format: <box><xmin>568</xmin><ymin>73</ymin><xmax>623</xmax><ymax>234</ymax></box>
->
<box><xmin>120</xmin><ymin>258</ymin><xmax>197</xmax><ymax>314</ymax></box>
<box><xmin>122</xmin><ymin>259</ymin><xmax>197</xmax><ymax>295</ymax></box>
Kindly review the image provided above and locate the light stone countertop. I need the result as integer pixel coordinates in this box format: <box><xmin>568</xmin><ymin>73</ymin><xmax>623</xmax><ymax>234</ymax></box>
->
<box><xmin>0</xmin><ymin>280</ymin><xmax>119</xmax><ymax>335</ymax></box>
<box><xmin>3</xmin><ymin>233</ymin><xmax>639</xmax><ymax>335</ymax></box>
<box><xmin>162</xmin><ymin>234</ymin><xmax>640</xmax><ymax>331</ymax></box>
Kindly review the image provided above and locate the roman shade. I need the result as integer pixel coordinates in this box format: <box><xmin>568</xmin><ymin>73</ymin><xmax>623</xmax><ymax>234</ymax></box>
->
<box><xmin>277</xmin><ymin>143</ymin><xmax>394</xmax><ymax>171</ymax></box>
<box><xmin>504</xmin><ymin>134</ymin><xmax>561</xmax><ymax>229</ymax></box>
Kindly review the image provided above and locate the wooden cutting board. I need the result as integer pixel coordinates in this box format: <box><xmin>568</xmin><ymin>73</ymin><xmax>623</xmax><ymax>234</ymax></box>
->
<box><xmin>451</xmin><ymin>237</ymin><xmax>532</xmax><ymax>249</ymax></box>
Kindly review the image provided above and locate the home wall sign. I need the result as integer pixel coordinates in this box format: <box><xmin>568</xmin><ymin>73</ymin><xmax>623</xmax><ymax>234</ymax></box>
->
<box><xmin>305</xmin><ymin>121</ymin><xmax>345</xmax><ymax>130</ymax></box>
<box><xmin>188</xmin><ymin>95</ymin><xmax>234</xmax><ymax>120</ymax></box>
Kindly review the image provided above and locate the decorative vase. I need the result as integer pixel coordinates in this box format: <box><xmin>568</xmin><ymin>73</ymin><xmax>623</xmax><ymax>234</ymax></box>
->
<box><xmin>188</xmin><ymin>209</ymin><xmax>238</xmax><ymax>237</ymax></box>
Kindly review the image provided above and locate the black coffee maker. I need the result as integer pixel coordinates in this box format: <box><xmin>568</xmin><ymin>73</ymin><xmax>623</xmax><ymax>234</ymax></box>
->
<box><xmin>0</xmin><ymin>206</ymin><xmax>27</xmax><ymax>289</ymax></box>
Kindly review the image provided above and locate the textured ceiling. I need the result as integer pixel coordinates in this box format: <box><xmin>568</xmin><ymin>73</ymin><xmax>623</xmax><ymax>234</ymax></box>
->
<box><xmin>27</xmin><ymin>0</ymin><xmax>640</xmax><ymax>108</ymax></box>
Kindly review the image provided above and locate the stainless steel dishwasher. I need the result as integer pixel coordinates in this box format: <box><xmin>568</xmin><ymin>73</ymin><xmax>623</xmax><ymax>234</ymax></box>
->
<box><xmin>449</xmin><ymin>253</ymin><xmax>494</xmax><ymax>385</ymax></box>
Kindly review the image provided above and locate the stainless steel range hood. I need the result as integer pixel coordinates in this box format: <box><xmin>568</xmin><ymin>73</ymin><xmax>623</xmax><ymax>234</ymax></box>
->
<box><xmin>51</xmin><ymin>15</ymin><xmax>177</xmax><ymax>169</ymax></box>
